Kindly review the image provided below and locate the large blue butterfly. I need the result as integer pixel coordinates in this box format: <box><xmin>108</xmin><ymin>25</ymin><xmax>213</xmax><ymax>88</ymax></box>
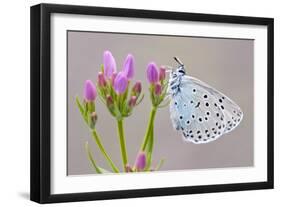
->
<box><xmin>168</xmin><ymin>57</ymin><xmax>243</xmax><ymax>144</ymax></box>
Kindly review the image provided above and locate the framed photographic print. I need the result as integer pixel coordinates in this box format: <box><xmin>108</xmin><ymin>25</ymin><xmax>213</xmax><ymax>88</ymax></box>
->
<box><xmin>30</xmin><ymin>3</ymin><xmax>274</xmax><ymax>203</ymax></box>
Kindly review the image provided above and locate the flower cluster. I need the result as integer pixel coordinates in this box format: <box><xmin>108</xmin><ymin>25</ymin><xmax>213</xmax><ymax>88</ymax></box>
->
<box><xmin>97</xmin><ymin>51</ymin><xmax>143</xmax><ymax>120</ymax></box>
<box><xmin>137</xmin><ymin>62</ymin><xmax>169</xmax><ymax>170</ymax></box>
<box><xmin>76</xmin><ymin>50</ymin><xmax>167</xmax><ymax>174</ymax></box>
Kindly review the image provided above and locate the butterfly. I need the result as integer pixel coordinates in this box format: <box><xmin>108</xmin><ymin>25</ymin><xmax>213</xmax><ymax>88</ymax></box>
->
<box><xmin>168</xmin><ymin>57</ymin><xmax>243</xmax><ymax>144</ymax></box>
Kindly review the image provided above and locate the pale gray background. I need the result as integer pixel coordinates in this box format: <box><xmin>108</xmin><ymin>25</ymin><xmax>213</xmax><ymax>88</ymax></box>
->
<box><xmin>67</xmin><ymin>31</ymin><xmax>254</xmax><ymax>175</ymax></box>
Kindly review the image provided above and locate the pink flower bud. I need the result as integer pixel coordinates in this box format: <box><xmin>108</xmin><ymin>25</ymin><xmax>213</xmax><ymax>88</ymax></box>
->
<box><xmin>128</xmin><ymin>96</ymin><xmax>137</xmax><ymax>108</ymax></box>
<box><xmin>123</xmin><ymin>54</ymin><xmax>135</xmax><ymax>80</ymax></box>
<box><xmin>84</xmin><ymin>80</ymin><xmax>97</xmax><ymax>102</ymax></box>
<box><xmin>103</xmin><ymin>50</ymin><xmax>117</xmax><ymax>78</ymax></box>
<box><xmin>159</xmin><ymin>66</ymin><xmax>166</xmax><ymax>81</ymax></box>
<box><xmin>89</xmin><ymin>112</ymin><xmax>98</xmax><ymax>129</ymax></box>
<box><xmin>97</xmin><ymin>72</ymin><xmax>106</xmax><ymax>87</ymax></box>
<box><xmin>91</xmin><ymin>111</ymin><xmax>98</xmax><ymax>123</ymax></box>
<box><xmin>111</xmin><ymin>72</ymin><xmax>117</xmax><ymax>85</ymax></box>
<box><xmin>113</xmin><ymin>72</ymin><xmax>128</xmax><ymax>94</ymax></box>
<box><xmin>125</xmin><ymin>164</ymin><xmax>133</xmax><ymax>172</ymax></box>
<box><xmin>134</xmin><ymin>151</ymin><xmax>146</xmax><ymax>170</ymax></box>
<box><xmin>154</xmin><ymin>82</ymin><xmax>162</xmax><ymax>96</ymax></box>
<box><xmin>106</xmin><ymin>95</ymin><xmax>113</xmax><ymax>107</ymax></box>
<box><xmin>91</xmin><ymin>112</ymin><xmax>98</xmax><ymax>122</ymax></box>
<box><xmin>146</xmin><ymin>62</ymin><xmax>159</xmax><ymax>84</ymax></box>
<box><xmin>132</xmin><ymin>81</ymin><xmax>142</xmax><ymax>96</ymax></box>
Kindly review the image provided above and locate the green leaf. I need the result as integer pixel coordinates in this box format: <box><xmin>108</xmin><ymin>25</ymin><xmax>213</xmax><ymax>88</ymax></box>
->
<box><xmin>159</xmin><ymin>83</ymin><xmax>169</xmax><ymax>103</ymax></box>
<box><xmin>85</xmin><ymin>142</ymin><xmax>112</xmax><ymax>174</ymax></box>
<box><xmin>100</xmin><ymin>64</ymin><xmax>104</xmax><ymax>73</ymax></box>
<box><xmin>85</xmin><ymin>142</ymin><xmax>102</xmax><ymax>174</ymax></box>
<box><xmin>76</xmin><ymin>96</ymin><xmax>85</xmax><ymax>115</ymax></box>
<box><xmin>76</xmin><ymin>96</ymin><xmax>87</xmax><ymax>124</ymax></box>
<box><xmin>98</xmin><ymin>94</ymin><xmax>106</xmax><ymax>105</ymax></box>
<box><xmin>155</xmin><ymin>159</ymin><xmax>165</xmax><ymax>171</ymax></box>
<box><xmin>97</xmin><ymin>85</ymin><xmax>105</xmax><ymax>98</ymax></box>
<box><xmin>107</xmin><ymin>105</ymin><xmax>117</xmax><ymax>117</ymax></box>
<box><xmin>158</xmin><ymin>99</ymin><xmax>170</xmax><ymax>108</ymax></box>
<box><xmin>91</xmin><ymin>130</ymin><xmax>120</xmax><ymax>173</ymax></box>
<box><xmin>136</xmin><ymin>94</ymin><xmax>144</xmax><ymax>106</ymax></box>
<box><xmin>98</xmin><ymin>167</ymin><xmax>111</xmax><ymax>173</ymax></box>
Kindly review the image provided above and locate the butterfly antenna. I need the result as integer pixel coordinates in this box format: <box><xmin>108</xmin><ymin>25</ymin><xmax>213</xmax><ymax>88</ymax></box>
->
<box><xmin>174</xmin><ymin>57</ymin><xmax>184</xmax><ymax>66</ymax></box>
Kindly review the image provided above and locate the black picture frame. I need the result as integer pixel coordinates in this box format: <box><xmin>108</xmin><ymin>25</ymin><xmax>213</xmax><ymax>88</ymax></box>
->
<box><xmin>30</xmin><ymin>3</ymin><xmax>274</xmax><ymax>204</ymax></box>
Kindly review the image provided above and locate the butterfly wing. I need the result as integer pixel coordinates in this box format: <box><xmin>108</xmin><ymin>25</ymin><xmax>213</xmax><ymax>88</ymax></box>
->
<box><xmin>169</xmin><ymin>75</ymin><xmax>243</xmax><ymax>144</ymax></box>
<box><xmin>187</xmin><ymin>76</ymin><xmax>243</xmax><ymax>134</ymax></box>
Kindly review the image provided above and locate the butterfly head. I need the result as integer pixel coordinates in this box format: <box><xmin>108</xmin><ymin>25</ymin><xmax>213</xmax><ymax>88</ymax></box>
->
<box><xmin>168</xmin><ymin>57</ymin><xmax>186</xmax><ymax>95</ymax></box>
<box><xmin>170</xmin><ymin>57</ymin><xmax>186</xmax><ymax>79</ymax></box>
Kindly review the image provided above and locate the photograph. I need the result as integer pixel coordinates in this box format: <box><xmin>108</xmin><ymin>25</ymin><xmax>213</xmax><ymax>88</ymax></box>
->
<box><xmin>30</xmin><ymin>4</ymin><xmax>273</xmax><ymax>203</ymax></box>
<box><xmin>67</xmin><ymin>31</ymin><xmax>253</xmax><ymax>175</ymax></box>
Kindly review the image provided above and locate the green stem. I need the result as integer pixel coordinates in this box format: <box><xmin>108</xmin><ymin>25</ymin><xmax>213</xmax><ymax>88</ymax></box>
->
<box><xmin>117</xmin><ymin>119</ymin><xmax>128</xmax><ymax>171</ymax></box>
<box><xmin>141</xmin><ymin>107</ymin><xmax>157</xmax><ymax>151</ymax></box>
<box><xmin>145</xmin><ymin>121</ymin><xmax>154</xmax><ymax>170</ymax></box>
<box><xmin>91</xmin><ymin>130</ymin><xmax>119</xmax><ymax>173</ymax></box>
